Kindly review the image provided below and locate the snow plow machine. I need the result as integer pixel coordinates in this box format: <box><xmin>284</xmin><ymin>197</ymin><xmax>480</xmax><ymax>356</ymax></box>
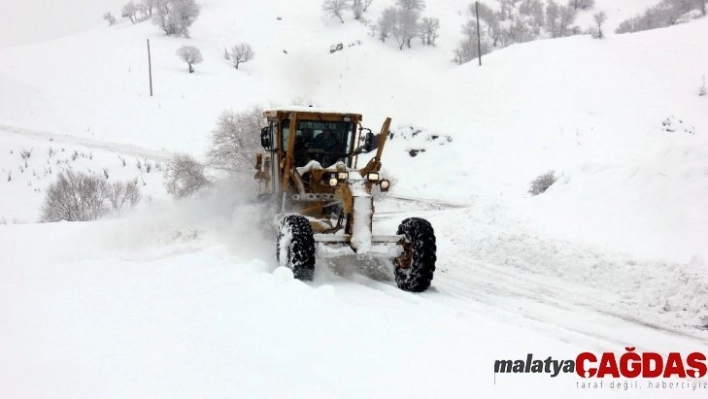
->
<box><xmin>254</xmin><ymin>107</ymin><xmax>436</xmax><ymax>292</ymax></box>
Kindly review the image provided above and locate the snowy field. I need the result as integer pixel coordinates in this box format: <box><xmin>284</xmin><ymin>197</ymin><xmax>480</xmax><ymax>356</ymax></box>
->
<box><xmin>1</xmin><ymin>0</ymin><xmax>708</xmax><ymax>398</ymax></box>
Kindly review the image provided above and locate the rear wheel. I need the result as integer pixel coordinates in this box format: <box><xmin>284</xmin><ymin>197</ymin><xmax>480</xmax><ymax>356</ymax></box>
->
<box><xmin>277</xmin><ymin>215</ymin><xmax>316</xmax><ymax>281</ymax></box>
<box><xmin>394</xmin><ymin>217</ymin><xmax>436</xmax><ymax>292</ymax></box>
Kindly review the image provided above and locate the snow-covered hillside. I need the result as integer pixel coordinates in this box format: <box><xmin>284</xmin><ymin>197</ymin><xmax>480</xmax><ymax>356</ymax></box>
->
<box><xmin>1</xmin><ymin>0</ymin><xmax>707</xmax><ymax>398</ymax></box>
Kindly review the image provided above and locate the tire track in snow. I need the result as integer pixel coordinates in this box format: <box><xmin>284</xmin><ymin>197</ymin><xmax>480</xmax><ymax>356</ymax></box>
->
<box><xmin>371</xmin><ymin>198</ymin><xmax>708</xmax><ymax>348</ymax></box>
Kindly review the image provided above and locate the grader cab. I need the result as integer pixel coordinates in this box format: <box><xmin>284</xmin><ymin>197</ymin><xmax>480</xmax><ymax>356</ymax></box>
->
<box><xmin>254</xmin><ymin>107</ymin><xmax>436</xmax><ymax>292</ymax></box>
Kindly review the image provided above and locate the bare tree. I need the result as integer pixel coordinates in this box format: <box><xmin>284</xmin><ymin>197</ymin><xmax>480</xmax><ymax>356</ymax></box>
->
<box><xmin>176</xmin><ymin>45</ymin><xmax>203</xmax><ymax>73</ymax></box>
<box><xmin>107</xmin><ymin>179</ymin><xmax>141</xmax><ymax>211</ymax></box>
<box><xmin>392</xmin><ymin>7</ymin><xmax>421</xmax><ymax>49</ymax></box>
<box><xmin>454</xmin><ymin>19</ymin><xmax>489</xmax><ymax>64</ymax></box>
<box><xmin>352</xmin><ymin>0</ymin><xmax>364</xmax><ymax>19</ymax></box>
<box><xmin>41</xmin><ymin>172</ymin><xmax>142</xmax><ymax>221</ymax></box>
<box><xmin>230</xmin><ymin>43</ymin><xmax>254</xmax><ymax>69</ymax></box>
<box><xmin>419</xmin><ymin>17</ymin><xmax>440</xmax><ymax>46</ymax></box>
<box><xmin>323</xmin><ymin>0</ymin><xmax>350</xmax><ymax>23</ymax></box>
<box><xmin>377</xmin><ymin>7</ymin><xmax>397</xmax><ymax>41</ymax></box>
<box><xmin>519</xmin><ymin>0</ymin><xmax>545</xmax><ymax>33</ymax></box>
<box><xmin>352</xmin><ymin>0</ymin><xmax>374</xmax><ymax>18</ymax></box>
<box><xmin>546</xmin><ymin>0</ymin><xmax>560</xmax><ymax>36</ymax></box>
<box><xmin>569</xmin><ymin>0</ymin><xmax>595</xmax><ymax>10</ymax></box>
<box><xmin>164</xmin><ymin>154</ymin><xmax>210</xmax><ymax>197</ymax></box>
<box><xmin>474</xmin><ymin>2</ymin><xmax>502</xmax><ymax>47</ymax></box>
<box><xmin>153</xmin><ymin>0</ymin><xmax>200</xmax><ymax>37</ymax></box>
<box><xmin>208</xmin><ymin>107</ymin><xmax>265</xmax><ymax>172</ymax></box>
<box><xmin>546</xmin><ymin>1</ymin><xmax>577</xmax><ymax>37</ymax></box>
<box><xmin>593</xmin><ymin>11</ymin><xmax>607</xmax><ymax>38</ymax></box>
<box><xmin>140</xmin><ymin>0</ymin><xmax>157</xmax><ymax>17</ymax></box>
<box><xmin>42</xmin><ymin>171</ymin><xmax>107</xmax><ymax>222</ymax></box>
<box><xmin>103</xmin><ymin>11</ymin><xmax>117</xmax><ymax>26</ymax></box>
<box><xmin>498</xmin><ymin>0</ymin><xmax>513</xmax><ymax>20</ymax></box>
<box><xmin>558</xmin><ymin>5</ymin><xmax>577</xmax><ymax>37</ymax></box>
<box><xmin>395</xmin><ymin>0</ymin><xmax>427</xmax><ymax>48</ymax></box>
<box><xmin>506</xmin><ymin>19</ymin><xmax>533</xmax><ymax>44</ymax></box>
<box><xmin>396</xmin><ymin>0</ymin><xmax>425</xmax><ymax>12</ymax></box>
<box><xmin>154</xmin><ymin>0</ymin><xmax>175</xmax><ymax>33</ymax></box>
<box><xmin>122</xmin><ymin>1</ymin><xmax>139</xmax><ymax>24</ymax></box>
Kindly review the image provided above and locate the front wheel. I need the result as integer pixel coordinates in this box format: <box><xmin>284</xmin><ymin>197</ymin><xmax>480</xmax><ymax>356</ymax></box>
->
<box><xmin>393</xmin><ymin>217</ymin><xmax>436</xmax><ymax>292</ymax></box>
<box><xmin>277</xmin><ymin>215</ymin><xmax>316</xmax><ymax>281</ymax></box>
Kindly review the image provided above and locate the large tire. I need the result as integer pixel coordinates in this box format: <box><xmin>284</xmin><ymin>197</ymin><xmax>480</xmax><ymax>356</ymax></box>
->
<box><xmin>394</xmin><ymin>217</ymin><xmax>436</xmax><ymax>292</ymax></box>
<box><xmin>277</xmin><ymin>215</ymin><xmax>316</xmax><ymax>281</ymax></box>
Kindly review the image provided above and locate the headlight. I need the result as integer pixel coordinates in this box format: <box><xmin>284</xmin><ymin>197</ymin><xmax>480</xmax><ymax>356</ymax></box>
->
<box><xmin>380</xmin><ymin>179</ymin><xmax>390</xmax><ymax>191</ymax></box>
<box><xmin>337</xmin><ymin>171</ymin><xmax>349</xmax><ymax>181</ymax></box>
<box><xmin>328</xmin><ymin>177</ymin><xmax>338</xmax><ymax>187</ymax></box>
<box><xmin>367</xmin><ymin>172</ymin><xmax>380</xmax><ymax>182</ymax></box>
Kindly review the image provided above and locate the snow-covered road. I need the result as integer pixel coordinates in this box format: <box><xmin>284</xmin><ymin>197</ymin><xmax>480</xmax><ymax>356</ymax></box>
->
<box><xmin>2</xmin><ymin>194</ymin><xmax>706</xmax><ymax>399</ymax></box>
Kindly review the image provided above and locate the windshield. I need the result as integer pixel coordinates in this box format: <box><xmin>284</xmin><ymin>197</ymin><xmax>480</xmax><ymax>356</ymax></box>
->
<box><xmin>282</xmin><ymin>120</ymin><xmax>354</xmax><ymax>168</ymax></box>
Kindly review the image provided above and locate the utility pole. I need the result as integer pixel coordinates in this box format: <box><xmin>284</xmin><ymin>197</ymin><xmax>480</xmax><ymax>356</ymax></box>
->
<box><xmin>476</xmin><ymin>1</ymin><xmax>482</xmax><ymax>67</ymax></box>
<box><xmin>147</xmin><ymin>39</ymin><xmax>153</xmax><ymax>96</ymax></box>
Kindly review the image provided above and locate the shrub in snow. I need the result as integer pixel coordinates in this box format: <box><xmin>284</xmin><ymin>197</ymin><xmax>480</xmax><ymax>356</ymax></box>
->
<box><xmin>176</xmin><ymin>45</ymin><xmax>202</xmax><ymax>73</ymax></box>
<box><xmin>229</xmin><ymin>43</ymin><xmax>254</xmax><ymax>69</ymax></box>
<box><xmin>153</xmin><ymin>0</ymin><xmax>200</xmax><ymax>37</ymax></box>
<box><xmin>41</xmin><ymin>171</ymin><xmax>142</xmax><ymax>222</ymax></box>
<box><xmin>164</xmin><ymin>154</ymin><xmax>210</xmax><ymax>198</ymax></box>
<box><xmin>107</xmin><ymin>178</ymin><xmax>141</xmax><ymax>211</ymax></box>
<box><xmin>616</xmin><ymin>0</ymin><xmax>703</xmax><ymax>34</ymax></box>
<box><xmin>322</xmin><ymin>0</ymin><xmax>350</xmax><ymax>23</ymax></box>
<box><xmin>208</xmin><ymin>106</ymin><xmax>264</xmax><ymax>172</ymax></box>
<box><xmin>454</xmin><ymin>1</ymin><xmax>554</xmax><ymax>64</ymax></box>
<box><xmin>528</xmin><ymin>171</ymin><xmax>557</xmax><ymax>196</ymax></box>
<box><xmin>103</xmin><ymin>11</ymin><xmax>117</xmax><ymax>26</ymax></box>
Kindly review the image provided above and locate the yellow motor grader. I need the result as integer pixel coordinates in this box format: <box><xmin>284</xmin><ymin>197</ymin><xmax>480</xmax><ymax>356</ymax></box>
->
<box><xmin>254</xmin><ymin>107</ymin><xmax>436</xmax><ymax>292</ymax></box>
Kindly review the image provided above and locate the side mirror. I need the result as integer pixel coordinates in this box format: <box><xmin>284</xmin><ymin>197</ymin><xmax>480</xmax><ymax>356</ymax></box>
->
<box><xmin>260</xmin><ymin>126</ymin><xmax>271</xmax><ymax>149</ymax></box>
<box><xmin>362</xmin><ymin>132</ymin><xmax>379</xmax><ymax>153</ymax></box>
